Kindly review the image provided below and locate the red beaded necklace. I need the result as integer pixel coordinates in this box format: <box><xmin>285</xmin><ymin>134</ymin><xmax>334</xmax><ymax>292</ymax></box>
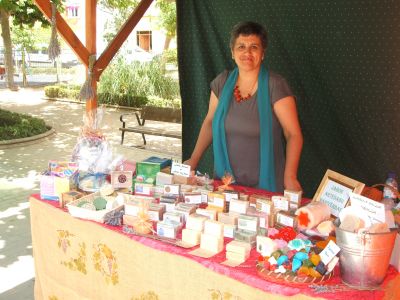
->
<box><xmin>233</xmin><ymin>85</ymin><xmax>251</xmax><ymax>102</ymax></box>
<box><xmin>233</xmin><ymin>79</ymin><xmax>258</xmax><ymax>103</ymax></box>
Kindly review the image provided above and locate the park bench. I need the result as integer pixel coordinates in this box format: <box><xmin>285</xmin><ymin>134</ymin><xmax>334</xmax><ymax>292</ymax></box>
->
<box><xmin>119</xmin><ymin>106</ymin><xmax>182</xmax><ymax>147</ymax></box>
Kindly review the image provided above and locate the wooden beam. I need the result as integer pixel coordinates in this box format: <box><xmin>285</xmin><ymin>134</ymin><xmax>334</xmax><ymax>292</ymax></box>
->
<box><xmin>94</xmin><ymin>0</ymin><xmax>153</xmax><ymax>79</ymax></box>
<box><xmin>34</xmin><ymin>0</ymin><xmax>90</xmax><ymax>67</ymax></box>
<box><xmin>85</xmin><ymin>0</ymin><xmax>97</xmax><ymax>112</ymax></box>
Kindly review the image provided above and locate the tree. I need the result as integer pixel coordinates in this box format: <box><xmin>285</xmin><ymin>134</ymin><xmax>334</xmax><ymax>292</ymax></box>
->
<box><xmin>156</xmin><ymin>0</ymin><xmax>176</xmax><ymax>50</ymax></box>
<box><xmin>12</xmin><ymin>24</ymin><xmax>35</xmax><ymax>87</ymax></box>
<box><xmin>99</xmin><ymin>0</ymin><xmax>139</xmax><ymax>43</ymax></box>
<box><xmin>0</xmin><ymin>0</ymin><xmax>50</xmax><ymax>90</ymax></box>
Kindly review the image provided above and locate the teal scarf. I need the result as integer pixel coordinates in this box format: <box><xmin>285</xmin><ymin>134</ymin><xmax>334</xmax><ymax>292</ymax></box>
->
<box><xmin>212</xmin><ymin>66</ymin><xmax>276</xmax><ymax>191</ymax></box>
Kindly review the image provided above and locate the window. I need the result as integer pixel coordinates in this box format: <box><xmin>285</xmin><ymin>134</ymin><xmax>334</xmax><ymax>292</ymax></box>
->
<box><xmin>67</xmin><ymin>6</ymin><xmax>79</xmax><ymax>18</ymax></box>
<box><xmin>136</xmin><ymin>31</ymin><xmax>152</xmax><ymax>51</ymax></box>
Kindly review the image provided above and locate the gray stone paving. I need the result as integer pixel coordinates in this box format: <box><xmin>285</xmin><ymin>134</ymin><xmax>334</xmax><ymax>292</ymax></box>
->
<box><xmin>0</xmin><ymin>88</ymin><xmax>182</xmax><ymax>299</ymax></box>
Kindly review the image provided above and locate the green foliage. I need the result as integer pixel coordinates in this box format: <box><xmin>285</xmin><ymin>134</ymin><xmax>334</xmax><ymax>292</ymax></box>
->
<box><xmin>147</xmin><ymin>96</ymin><xmax>181</xmax><ymax>109</ymax></box>
<box><xmin>0</xmin><ymin>108</ymin><xmax>49</xmax><ymax>140</ymax></box>
<box><xmin>98</xmin><ymin>56</ymin><xmax>180</xmax><ymax>106</ymax></box>
<box><xmin>156</xmin><ymin>0</ymin><xmax>176</xmax><ymax>37</ymax></box>
<box><xmin>162</xmin><ymin>48</ymin><xmax>177</xmax><ymax>65</ymax></box>
<box><xmin>3</xmin><ymin>0</ymin><xmax>51</xmax><ymax>28</ymax></box>
<box><xmin>44</xmin><ymin>84</ymin><xmax>80</xmax><ymax>100</ymax></box>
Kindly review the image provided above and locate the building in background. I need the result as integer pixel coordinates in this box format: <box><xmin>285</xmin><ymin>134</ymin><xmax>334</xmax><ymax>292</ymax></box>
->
<box><xmin>63</xmin><ymin>1</ymin><xmax>175</xmax><ymax>57</ymax></box>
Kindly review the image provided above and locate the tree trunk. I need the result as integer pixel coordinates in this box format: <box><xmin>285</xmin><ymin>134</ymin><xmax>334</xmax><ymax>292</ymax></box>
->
<box><xmin>21</xmin><ymin>47</ymin><xmax>27</xmax><ymax>87</ymax></box>
<box><xmin>0</xmin><ymin>8</ymin><xmax>17</xmax><ymax>91</ymax></box>
<box><xmin>163</xmin><ymin>35</ymin><xmax>172</xmax><ymax>50</ymax></box>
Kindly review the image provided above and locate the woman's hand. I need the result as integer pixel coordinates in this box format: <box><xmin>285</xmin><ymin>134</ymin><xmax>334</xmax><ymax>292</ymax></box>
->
<box><xmin>284</xmin><ymin>175</ymin><xmax>302</xmax><ymax>192</ymax></box>
<box><xmin>183</xmin><ymin>158</ymin><xmax>198</xmax><ymax>172</ymax></box>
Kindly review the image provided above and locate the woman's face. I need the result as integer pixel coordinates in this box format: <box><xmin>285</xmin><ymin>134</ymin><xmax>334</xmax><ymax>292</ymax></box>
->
<box><xmin>232</xmin><ymin>34</ymin><xmax>264</xmax><ymax>72</ymax></box>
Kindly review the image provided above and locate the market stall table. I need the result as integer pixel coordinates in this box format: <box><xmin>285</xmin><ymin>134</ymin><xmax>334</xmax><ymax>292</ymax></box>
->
<box><xmin>30</xmin><ymin>195</ymin><xmax>400</xmax><ymax>300</ymax></box>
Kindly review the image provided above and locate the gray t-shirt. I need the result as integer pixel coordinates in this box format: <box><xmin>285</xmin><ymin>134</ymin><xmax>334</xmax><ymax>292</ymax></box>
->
<box><xmin>210</xmin><ymin>70</ymin><xmax>294</xmax><ymax>192</ymax></box>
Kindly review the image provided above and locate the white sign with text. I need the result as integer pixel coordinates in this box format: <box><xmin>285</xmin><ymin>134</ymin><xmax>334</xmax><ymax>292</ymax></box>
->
<box><xmin>319</xmin><ymin>240</ymin><xmax>341</xmax><ymax>265</ymax></box>
<box><xmin>349</xmin><ymin>192</ymin><xmax>385</xmax><ymax>224</ymax></box>
<box><xmin>319</xmin><ymin>179</ymin><xmax>353</xmax><ymax>217</ymax></box>
<box><xmin>171</xmin><ymin>161</ymin><xmax>191</xmax><ymax>177</ymax></box>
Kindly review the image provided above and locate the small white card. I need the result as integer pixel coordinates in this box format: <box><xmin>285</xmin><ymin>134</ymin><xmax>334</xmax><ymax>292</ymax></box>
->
<box><xmin>319</xmin><ymin>240</ymin><xmax>341</xmax><ymax>265</ymax></box>
<box><xmin>171</xmin><ymin>161</ymin><xmax>191</xmax><ymax>177</ymax></box>
<box><xmin>349</xmin><ymin>192</ymin><xmax>385</xmax><ymax>224</ymax></box>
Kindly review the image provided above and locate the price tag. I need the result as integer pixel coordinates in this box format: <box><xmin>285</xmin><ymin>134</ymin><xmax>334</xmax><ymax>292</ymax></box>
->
<box><xmin>319</xmin><ymin>240</ymin><xmax>341</xmax><ymax>265</ymax></box>
<box><xmin>171</xmin><ymin>161</ymin><xmax>191</xmax><ymax>177</ymax></box>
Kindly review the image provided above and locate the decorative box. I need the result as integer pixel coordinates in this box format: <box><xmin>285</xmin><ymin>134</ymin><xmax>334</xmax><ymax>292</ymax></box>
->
<box><xmin>66</xmin><ymin>192</ymin><xmax>124</xmax><ymax>223</ymax></box>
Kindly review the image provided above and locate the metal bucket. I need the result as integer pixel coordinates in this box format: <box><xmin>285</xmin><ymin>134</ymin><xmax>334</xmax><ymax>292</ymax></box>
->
<box><xmin>335</xmin><ymin>221</ymin><xmax>397</xmax><ymax>289</ymax></box>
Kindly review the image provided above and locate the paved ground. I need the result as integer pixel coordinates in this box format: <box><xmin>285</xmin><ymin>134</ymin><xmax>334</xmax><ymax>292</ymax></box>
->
<box><xmin>0</xmin><ymin>88</ymin><xmax>182</xmax><ymax>299</ymax></box>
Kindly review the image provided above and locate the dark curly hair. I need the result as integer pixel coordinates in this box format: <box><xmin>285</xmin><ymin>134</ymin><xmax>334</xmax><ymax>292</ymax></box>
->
<box><xmin>230</xmin><ymin>21</ymin><xmax>268</xmax><ymax>51</ymax></box>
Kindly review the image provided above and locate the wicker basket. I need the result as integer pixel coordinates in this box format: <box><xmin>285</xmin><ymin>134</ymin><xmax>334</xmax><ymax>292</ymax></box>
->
<box><xmin>362</xmin><ymin>183</ymin><xmax>400</xmax><ymax>201</ymax></box>
<box><xmin>67</xmin><ymin>192</ymin><xmax>124</xmax><ymax>223</ymax></box>
<box><xmin>256</xmin><ymin>262</ymin><xmax>334</xmax><ymax>285</ymax></box>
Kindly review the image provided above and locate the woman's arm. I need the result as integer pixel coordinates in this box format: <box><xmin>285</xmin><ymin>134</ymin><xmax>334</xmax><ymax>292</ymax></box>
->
<box><xmin>184</xmin><ymin>91</ymin><xmax>219</xmax><ymax>170</ymax></box>
<box><xmin>273</xmin><ymin>96</ymin><xmax>303</xmax><ymax>191</ymax></box>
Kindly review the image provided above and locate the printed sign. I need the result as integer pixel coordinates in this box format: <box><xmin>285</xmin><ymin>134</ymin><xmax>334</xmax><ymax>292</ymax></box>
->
<box><xmin>319</xmin><ymin>179</ymin><xmax>353</xmax><ymax>217</ymax></box>
<box><xmin>171</xmin><ymin>161</ymin><xmax>191</xmax><ymax>177</ymax></box>
<box><xmin>319</xmin><ymin>240</ymin><xmax>341</xmax><ymax>265</ymax></box>
<box><xmin>349</xmin><ymin>192</ymin><xmax>385</xmax><ymax>224</ymax></box>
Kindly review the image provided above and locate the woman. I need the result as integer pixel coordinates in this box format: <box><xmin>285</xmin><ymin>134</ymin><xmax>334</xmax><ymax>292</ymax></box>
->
<box><xmin>185</xmin><ymin>21</ymin><xmax>303</xmax><ymax>192</ymax></box>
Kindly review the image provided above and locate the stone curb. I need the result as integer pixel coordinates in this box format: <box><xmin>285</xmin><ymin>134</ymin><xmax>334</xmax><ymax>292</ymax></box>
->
<box><xmin>0</xmin><ymin>127</ymin><xmax>56</xmax><ymax>149</ymax></box>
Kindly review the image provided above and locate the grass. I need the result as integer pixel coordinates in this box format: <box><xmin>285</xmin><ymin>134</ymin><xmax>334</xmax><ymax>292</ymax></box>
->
<box><xmin>0</xmin><ymin>109</ymin><xmax>49</xmax><ymax>140</ymax></box>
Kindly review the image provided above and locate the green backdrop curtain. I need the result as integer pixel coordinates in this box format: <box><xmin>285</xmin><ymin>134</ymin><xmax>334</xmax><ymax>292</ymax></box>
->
<box><xmin>177</xmin><ymin>0</ymin><xmax>400</xmax><ymax>197</ymax></box>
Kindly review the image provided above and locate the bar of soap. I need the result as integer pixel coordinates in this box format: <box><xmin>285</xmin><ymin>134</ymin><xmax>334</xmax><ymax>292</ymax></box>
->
<box><xmin>197</xmin><ymin>208</ymin><xmax>217</xmax><ymax>220</ymax></box>
<box><xmin>367</xmin><ymin>222</ymin><xmax>389</xmax><ymax>233</ymax></box>
<box><xmin>226</xmin><ymin>240</ymin><xmax>251</xmax><ymax>256</ymax></box>
<box><xmin>226</xmin><ymin>251</ymin><xmax>249</xmax><ymax>263</ymax></box>
<box><xmin>182</xmin><ymin>228</ymin><xmax>201</xmax><ymax>246</ymax></box>
<box><xmin>340</xmin><ymin>214</ymin><xmax>365</xmax><ymax>232</ymax></box>
<box><xmin>295</xmin><ymin>202</ymin><xmax>331</xmax><ymax>229</ymax></box>
<box><xmin>217</xmin><ymin>212</ymin><xmax>238</xmax><ymax>225</ymax></box>
<box><xmin>186</xmin><ymin>214</ymin><xmax>208</xmax><ymax>231</ymax></box>
<box><xmin>204</xmin><ymin>220</ymin><xmax>224</xmax><ymax>238</ymax></box>
<box><xmin>256</xmin><ymin>236</ymin><xmax>278</xmax><ymax>257</ymax></box>
<box><xmin>316</xmin><ymin>220</ymin><xmax>335</xmax><ymax>235</ymax></box>
<box><xmin>200</xmin><ymin>233</ymin><xmax>224</xmax><ymax>253</ymax></box>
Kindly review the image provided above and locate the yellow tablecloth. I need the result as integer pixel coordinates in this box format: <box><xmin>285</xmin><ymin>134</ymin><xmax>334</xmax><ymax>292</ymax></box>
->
<box><xmin>30</xmin><ymin>196</ymin><xmax>399</xmax><ymax>300</ymax></box>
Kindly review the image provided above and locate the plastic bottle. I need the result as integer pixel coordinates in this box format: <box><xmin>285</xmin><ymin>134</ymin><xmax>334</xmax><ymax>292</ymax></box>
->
<box><xmin>382</xmin><ymin>172</ymin><xmax>398</xmax><ymax>210</ymax></box>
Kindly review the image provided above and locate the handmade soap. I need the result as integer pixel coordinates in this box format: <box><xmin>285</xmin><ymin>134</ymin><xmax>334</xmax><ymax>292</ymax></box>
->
<box><xmin>340</xmin><ymin>214</ymin><xmax>365</xmax><ymax>232</ymax></box>
<box><xmin>186</xmin><ymin>214</ymin><xmax>208</xmax><ymax>232</ymax></box>
<box><xmin>156</xmin><ymin>172</ymin><xmax>174</xmax><ymax>186</ymax></box>
<box><xmin>229</xmin><ymin>199</ymin><xmax>249</xmax><ymax>214</ymax></box>
<box><xmin>226</xmin><ymin>240</ymin><xmax>251</xmax><ymax>256</ymax></box>
<box><xmin>238</xmin><ymin>215</ymin><xmax>259</xmax><ymax>232</ymax></box>
<box><xmin>284</xmin><ymin>189</ymin><xmax>302</xmax><ymax>205</ymax></box>
<box><xmin>256</xmin><ymin>236</ymin><xmax>278</xmax><ymax>257</ymax></box>
<box><xmin>200</xmin><ymin>233</ymin><xmax>224</xmax><ymax>253</ymax></box>
<box><xmin>226</xmin><ymin>251</ymin><xmax>249</xmax><ymax>263</ymax></box>
<box><xmin>182</xmin><ymin>228</ymin><xmax>201</xmax><ymax>246</ymax></box>
<box><xmin>196</xmin><ymin>208</ymin><xmax>217</xmax><ymax>220</ymax></box>
<box><xmin>295</xmin><ymin>202</ymin><xmax>331</xmax><ymax>229</ymax></box>
<box><xmin>223</xmin><ymin>224</ymin><xmax>236</xmax><ymax>238</ymax></box>
<box><xmin>204</xmin><ymin>220</ymin><xmax>224</xmax><ymax>237</ymax></box>
<box><xmin>217</xmin><ymin>212</ymin><xmax>239</xmax><ymax>225</ymax></box>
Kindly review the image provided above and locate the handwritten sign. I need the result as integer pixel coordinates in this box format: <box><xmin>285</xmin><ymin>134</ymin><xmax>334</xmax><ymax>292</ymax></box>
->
<box><xmin>171</xmin><ymin>161</ymin><xmax>191</xmax><ymax>177</ymax></box>
<box><xmin>319</xmin><ymin>240</ymin><xmax>341</xmax><ymax>265</ymax></box>
<box><xmin>319</xmin><ymin>179</ymin><xmax>353</xmax><ymax>217</ymax></box>
<box><xmin>349</xmin><ymin>192</ymin><xmax>385</xmax><ymax>224</ymax></box>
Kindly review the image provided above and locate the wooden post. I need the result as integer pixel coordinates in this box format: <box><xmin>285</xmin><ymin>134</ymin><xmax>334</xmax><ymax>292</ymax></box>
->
<box><xmin>85</xmin><ymin>0</ymin><xmax>97</xmax><ymax>113</ymax></box>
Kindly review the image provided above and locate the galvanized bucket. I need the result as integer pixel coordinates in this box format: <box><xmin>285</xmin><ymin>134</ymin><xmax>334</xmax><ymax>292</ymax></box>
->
<box><xmin>335</xmin><ymin>221</ymin><xmax>397</xmax><ymax>289</ymax></box>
